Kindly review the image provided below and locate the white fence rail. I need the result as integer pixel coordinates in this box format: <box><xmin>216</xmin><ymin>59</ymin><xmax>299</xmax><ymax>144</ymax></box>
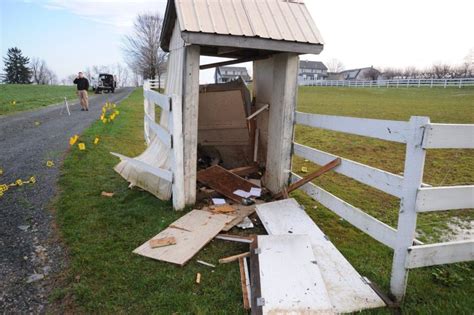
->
<box><xmin>299</xmin><ymin>78</ymin><xmax>474</xmax><ymax>88</ymax></box>
<box><xmin>143</xmin><ymin>80</ymin><xmax>185</xmax><ymax>209</ymax></box>
<box><xmin>293</xmin><ymin>112</ymin><xmax>474</xmax><ymax>301</ymax></box>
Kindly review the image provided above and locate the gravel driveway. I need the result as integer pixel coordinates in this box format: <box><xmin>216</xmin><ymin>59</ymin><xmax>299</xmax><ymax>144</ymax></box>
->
<box><xmin>0</xmin><ymin>87</ymin><xmax>134</xmax><ymax>313</ymax></box>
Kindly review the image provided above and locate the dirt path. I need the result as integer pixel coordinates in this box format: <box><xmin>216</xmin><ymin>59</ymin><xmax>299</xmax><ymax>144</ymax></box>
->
<box><xmin>0</xmin><ymin>88</ymin><xmax>134</xmax><ymax>313</ymax></box>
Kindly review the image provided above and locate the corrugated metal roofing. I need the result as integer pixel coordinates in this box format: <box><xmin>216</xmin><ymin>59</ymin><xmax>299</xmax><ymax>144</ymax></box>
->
<box><xmin>171</xmin><ymin>0</ymin><xmax>323</xmax><ymax>45</ymax></box>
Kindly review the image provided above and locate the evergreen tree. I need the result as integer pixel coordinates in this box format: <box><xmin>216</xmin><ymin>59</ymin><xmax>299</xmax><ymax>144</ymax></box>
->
<box><xmin>2</xmin><ymin>47</ymin><xmax>31</xmax><ymax>84</ymax></box>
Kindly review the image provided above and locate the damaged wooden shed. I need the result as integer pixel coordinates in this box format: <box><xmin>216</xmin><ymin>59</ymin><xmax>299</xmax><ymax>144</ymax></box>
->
<box><xmin>115</xmin><ymin>0</ymin><xmax>324</xmax><ymax>209</ymax></box>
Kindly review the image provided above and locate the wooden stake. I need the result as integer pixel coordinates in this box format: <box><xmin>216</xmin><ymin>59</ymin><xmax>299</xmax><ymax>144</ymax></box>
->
<box><xmin>273</xmin><ymin>158</ymin><xmax>341</xmax><ymax>199</ymax></box>
<box><xmin>219</xmin><ymin>252</ymin><xmax>250</xmax><ymax>264</ymax></box>
<box><xmin>239</xmin><ymin>257</ymin><xmax>251</xmax><ymax>309</ymax></box>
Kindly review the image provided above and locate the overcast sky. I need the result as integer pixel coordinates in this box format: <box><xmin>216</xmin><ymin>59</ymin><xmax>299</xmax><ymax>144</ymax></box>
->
<box><xmin>1</xmin><ymin>0</ymin><xmax>473</xmax><ymax>83</ymax></box>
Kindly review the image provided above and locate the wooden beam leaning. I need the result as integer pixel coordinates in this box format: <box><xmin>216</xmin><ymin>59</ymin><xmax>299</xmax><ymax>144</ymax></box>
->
<box><xmin>200</xmin><ymin>55</ymin><xmax>270</xmax><ymax>70</ymax></box>
<box><xmin>273</xmin><ymin>158</ymin><xmax>341</xmax><ymax>199</ymax></box>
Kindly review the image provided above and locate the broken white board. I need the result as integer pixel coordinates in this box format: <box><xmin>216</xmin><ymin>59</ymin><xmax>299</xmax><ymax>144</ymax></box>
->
<box><xmin>256</xmin><ymin>199</ymin><xmax>385</xmax><ymax>313</ymax></box>
<box><xmin>133</xmin><ymin>210</ymin><xmax>235</xmax><ymax>266</ymax></box>
<box><xmin>257</xmin><ymin>235</ymin><xmax>334</xmax><ymax>314</ymax></box>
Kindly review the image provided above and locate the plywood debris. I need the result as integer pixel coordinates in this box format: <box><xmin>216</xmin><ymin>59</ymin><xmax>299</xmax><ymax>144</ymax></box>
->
<box><xmin>101</xmin><ymin>191</ymin><xmax>114</xmax><ymax>197</ymax></box>
<box><xmin>254</xmin><ymin>235</ymin><xmax>334</xmax><ymax>314</ymax></box>
<box><xmin>197</xmin><ymin>165</ymin><xmax>259</xmax><ymax>203</ymax></box>
<box><xmin>256</xmin><ymin>199</ymin><xmax>385</xmax><ymax>313</ymax></box>
<box><xmin>133</xmin><ymin>210</ymin><xmax>235</xmax><ymax>266</ymax></box>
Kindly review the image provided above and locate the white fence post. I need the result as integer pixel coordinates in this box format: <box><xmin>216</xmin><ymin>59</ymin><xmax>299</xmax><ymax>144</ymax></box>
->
<box><xmin>143</xmin><ymin>80</ymin><xmax>152</xmax><ymax>144</ymax></box>
<box><xmin>390</xmin><ymin>116</ymin><xmax>430</xmax><ymax>301</ymax></box>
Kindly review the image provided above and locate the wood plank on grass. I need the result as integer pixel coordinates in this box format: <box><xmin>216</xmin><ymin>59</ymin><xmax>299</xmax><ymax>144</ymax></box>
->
<box><xmin>256</xmin><ymin>235</ymin><xmax>334</xmax><ymax>314</ymax></box>
<box><xmin>133</xmin><ymin>210</ymin><xmax>235</xmax><ymax>266</ymax></box>
<box><xmin>256</xmin><ymin>199</ymin><xmax>385</xmax><ymax>313</ymax></box>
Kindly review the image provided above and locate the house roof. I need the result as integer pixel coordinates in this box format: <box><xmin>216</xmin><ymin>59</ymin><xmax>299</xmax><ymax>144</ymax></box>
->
<box><xmin>299</xmin><ymin>60</ymin><xmax>327</xmax><ymax>70</ymax></box>
<box><xmin>219</xmin><ymin>66</ymin><xmax>249</xmax><ymax>73</ymax></box>
<box><xmin>161</xmin><ymin>0</ymin><xmax>324</xmax><ymax>56</ymax></box>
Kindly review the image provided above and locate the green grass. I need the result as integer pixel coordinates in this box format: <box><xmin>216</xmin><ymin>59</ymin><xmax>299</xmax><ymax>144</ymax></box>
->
<box><xmin>52</xmin><ymin>87</ymin><xmax>474</xmax><ymax>313</ymax></box>
<box><xmin>0</xmin><ymin>84</ymin><xmax>78</xmax><ymax>115</ymax></box>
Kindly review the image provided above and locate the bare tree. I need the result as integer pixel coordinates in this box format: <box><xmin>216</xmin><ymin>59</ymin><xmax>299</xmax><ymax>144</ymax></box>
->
<box><xmin>431</xmin><ymin>63</ymin><xmax>451</xmax><ymax>79</ymax></box>
<box><xmin>326</xmin><ymin>58</ymin><xmax>345</xmax><ymax>73</ymax></box>
<box><xmin>30</xmin><ymin>58</ymin><xmax>56</xmax><ymax>84</ymax></box>
<box><xmin>123</xmin><ymin>13</ymin><xmax>168</xmax><ymax>89</ymax></box>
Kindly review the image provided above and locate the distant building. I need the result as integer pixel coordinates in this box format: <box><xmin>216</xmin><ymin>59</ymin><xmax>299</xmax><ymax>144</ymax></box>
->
<box><xmin>215</xmin><ymin>66</ymin><xmax>251</xmax><ymax>83</ymax></box>
<box><xmin>298</xmin><ymin>60</ymin><xmax>328</xmax><ymax>80</ymax></box>
<box><xmin>335</xmin><ymin>66</ymin><xmax>381</xmax><ymax>81</ymax></box>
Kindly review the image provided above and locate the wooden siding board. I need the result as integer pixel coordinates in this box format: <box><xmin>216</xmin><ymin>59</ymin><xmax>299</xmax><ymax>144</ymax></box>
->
<box><xmin>133</xmin><ymin>210</ymin><xmax>235</xmax><ymax>265</ymax></box>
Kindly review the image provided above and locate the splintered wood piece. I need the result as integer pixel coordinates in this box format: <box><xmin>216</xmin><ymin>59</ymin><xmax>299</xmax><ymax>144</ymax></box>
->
<box><xmin>211</xmin><ymin>204</ymin><xmax>235</xmax><ymax>213</ymax></box>
<box><xmin>133</xmin><ymin>210</ymin><xmax>235</xmax><ymax>266</ymax></box>
<box><xmin>222</xmin><ymin>203</ymin><xmax>258</xmax><ymax>231</ymax></box>
<box><xmin>196</xmin><ymin>273</ymin><xmax>201</xmax><ymax>284</ymax></box>
<box><xmin>219</xmin><ymin>252</ymin><xmax>250</xmax><ymax>264</ymax></box>
<box><xmin>274</xmin><ymin>158</ymin><xmax>341</xmax><ymax>199</ymax></box>
<box><xmin>238</xmin><ymin>257</ymin><xmax>251</xmax><ymax>310</ymax></box>
<box><xmin>197</xmin><ymin>165</ymin><xmax>258</xmax><ymax>203</ymax></box>
<box><xmin>149</xmin><ymin>237</ymin><xmax>176</xmax><ymax>248</ymax></box>
<box><xmin>101</xmin><ymin>191</ymin><xmax>114</xmax><ymax>197</ymax></box>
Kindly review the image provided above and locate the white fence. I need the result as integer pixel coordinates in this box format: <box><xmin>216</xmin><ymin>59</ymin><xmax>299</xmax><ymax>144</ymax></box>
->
<box><xmin>140</xmin><ymin>80</ymin><xmax>185</xmax><ymax>208</ymax></box>
<box><xmin>293</xmin><ymin>112</ymin><xmax>474</xmax><ymax>301</ymax></box>
<box><xmin>299</xmin><ymin>78</ymin><xmax>474</xmax><ymax>88</ymax></box>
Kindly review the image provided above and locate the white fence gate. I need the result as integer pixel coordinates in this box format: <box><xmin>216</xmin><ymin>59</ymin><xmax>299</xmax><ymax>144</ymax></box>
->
<box><xmin>293</xmin><ymin>112</ymin><xmax>474</xmax><ymax>300</ymax></box>
<box><xmin>299</xmin><ymin>78</ymin><xmax>474</xmax><ymax>88</ymax></box>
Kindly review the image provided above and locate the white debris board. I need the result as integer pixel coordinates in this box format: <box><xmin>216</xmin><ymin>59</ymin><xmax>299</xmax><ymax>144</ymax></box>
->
<box><xmin>256</xmin><ymin>199</ymin><xmax>385</xmax><ymax>313</ymax></box>
<box><xmin>256</xmin><ymin>235</ymin><xmax>334</xmax><ymax>314</ymax></box>
<box><xmin>133</xmin><ymin>210</ymin><xmax>235</xmax><ymax>266</ymax></box>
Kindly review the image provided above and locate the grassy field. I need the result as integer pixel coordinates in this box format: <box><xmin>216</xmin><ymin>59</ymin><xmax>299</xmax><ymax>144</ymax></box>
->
<box><xmin>0</xmin><ymin>84</ymin><xmax>78</xmax><ymax>115</ymax></box>
<box><xmin>52</xmin><ymin>87</ymin><xmax>473</xmax><ymax>313</ymax></box>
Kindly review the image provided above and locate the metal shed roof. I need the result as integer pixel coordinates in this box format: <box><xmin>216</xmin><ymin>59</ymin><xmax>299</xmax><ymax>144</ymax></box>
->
<box><xmin>161</xmin><ymin>0</ymin><xmax>324</xmax><ymax>56</ymax></box>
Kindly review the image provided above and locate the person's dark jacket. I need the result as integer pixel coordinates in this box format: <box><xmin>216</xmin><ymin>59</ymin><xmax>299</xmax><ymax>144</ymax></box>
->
<box><xmin>73</xmin><ymin>77</ymin><xmax>89</xmax><ymax>91</ymax></box>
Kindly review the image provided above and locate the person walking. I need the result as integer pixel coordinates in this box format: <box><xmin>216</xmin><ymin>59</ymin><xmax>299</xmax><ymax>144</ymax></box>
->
<box><xmin>73</xmin><ymin>72</ymin><xmax>90</xmax><ymax>111</ymax></box>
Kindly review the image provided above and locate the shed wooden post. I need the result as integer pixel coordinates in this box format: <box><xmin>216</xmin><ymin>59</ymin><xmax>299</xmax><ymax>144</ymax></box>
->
<box><xmin>264</xmin><ymin>53</ymin><xmax>299</xmax><ymax>193</ymax></box>
<box><xmin>182</xmin><ymin>45</ymin><xmax>200</xmax><ymax>205</ymax></box>
<box><xmin>390</xmin><ymin>116</ymin><xmax>429</xmax><ymax>301</ymax></box>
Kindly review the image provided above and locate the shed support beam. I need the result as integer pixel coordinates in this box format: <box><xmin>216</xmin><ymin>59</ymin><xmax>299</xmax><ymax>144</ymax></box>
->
<box><xmin>182</xmin><ymin>45</ymin><xmax>200</xmax><ymax>205</ymax></box>
<box><xmin>260</xmin><ymin>53</ymin><xmax>299</xmax><ymax>193</ymax></box>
